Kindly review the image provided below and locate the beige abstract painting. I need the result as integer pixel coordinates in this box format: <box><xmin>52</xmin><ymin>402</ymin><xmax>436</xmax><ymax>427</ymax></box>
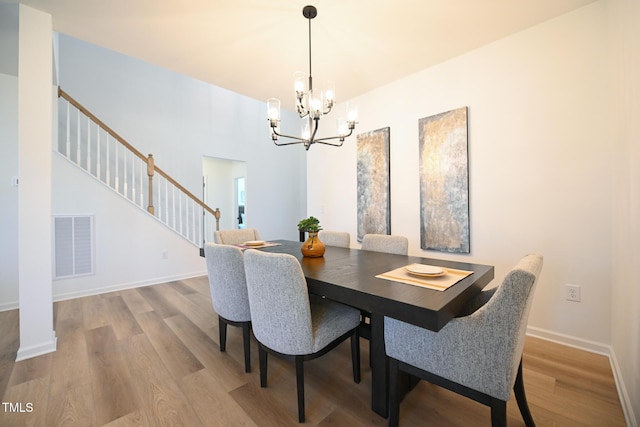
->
<box><xmin>357</xmin><ymin>127</ymin><xmax>390</xmax><ymax>242</ymax></box>
<box><xmin>419</xmin><ymin>107</ymin><xmax>470</xmax><ymax>253</ymax></box>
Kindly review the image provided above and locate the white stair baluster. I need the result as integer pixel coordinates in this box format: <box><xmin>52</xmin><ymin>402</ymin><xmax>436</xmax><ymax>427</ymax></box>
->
<box><xmin>157</xmin><ymin>176</ymin><xmax>162</xmax><ymax>221</ymax></box>
<box><xmin>164</xmin><ymin>177</ymin><xmax>168</xmax><ymax>224</ymax></box>
<box><xmin>189</xmin><ymin>197</ymin><xmax>192</xmax><ymax>241</ymax></box>
<box><xmin>65</xmin><ymin>102</ymin><xmax>71</xmax><ymax>158</ymax></box>
<box><xmin>87</xmin><ymin>116</ymin><xmax>91</xmax><ymax>174</ymax></box>
<box><xmin>76</xmin><ymin>108</ymin><xmax>81</xmax><ymax>164</ymax></box>
<box><xmin>140</xmin><ymin>158</ymin><xmax>144</xmax><ymax>207</ymax></box>
<box><xmin>131</xmin><ymin>155</ymin><xmax>136</xmax><ymax>203</ymax></box>
<box><xmin>179</xmin><ymin>190</ymin><xmax>183</xmax><ymax>235</ymax></box>
<box><xmin>96</xmin><ymin>129</ymin><xmax>101</xmax><ymax>180</ymax></box>
<box><xmin>172</xmin><ymin>185</ymin><xmax>176</xmax><ymax>230</ymax></box>
<box><xmin>106</xmin><ymin>134</ymin><xmax>111</xmax><ymax>187</ymax></box>
<box><xmin>115</xmin><ymin>142</ymin><xmax>119</xmax><ymax>192</ymax></box>
<box><xmin>124</xmin><ymin>149</ymin><xmax>128</xmax><ymax>198</ymax></box>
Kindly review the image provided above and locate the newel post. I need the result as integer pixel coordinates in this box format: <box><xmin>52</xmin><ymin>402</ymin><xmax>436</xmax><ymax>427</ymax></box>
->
<box><xmin>213</xmin><ymin>208</ymin><xmax>221</xmax><ymax>231</ymax></box>
<box><xmin>147</xmin><ymin>154</ymin><xmax>155</xmax><ymax>214</ymax></box>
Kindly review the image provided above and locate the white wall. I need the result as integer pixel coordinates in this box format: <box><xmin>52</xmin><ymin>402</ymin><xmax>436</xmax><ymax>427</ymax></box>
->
<box><xmin>0</xmin><ymin>4</ymin><xmax>19</xmax><ymax>312</ymax></box>
<box><xmin>0</xmin><ymin>3</ymin><xmax>18</xmax><ymax>77</ymax></box>
<box><xmin>308</xmin><ymin>3</ymin><xmax>612</xmax><ymax>345</ymax></box>
<box><xmin>608</xmin><ymin>0</ymin><xmax>640</xmax><ymax>423</ymax></box>
<box><xmin>57</xmin><ymin>35</ymin><xmax>306</xmax><ymax>239</ymax></box>
<box><xmin>46</xmin><ymin>34</ymin><xmax>307</xmax><ymax>302</ymax></box>
<box><xmin>0</xmin><ymin>73</ymin><xmax>18</xmax><ymax>310</ymax></box>
<box><xmin>52</xmin><ymin>154</ymin><xmax>206</xmax><ymax>299</ymax></box>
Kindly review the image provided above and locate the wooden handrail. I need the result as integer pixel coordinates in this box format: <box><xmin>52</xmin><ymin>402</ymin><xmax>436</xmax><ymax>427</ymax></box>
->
<box><xmin>57</xmin><ymin>87</ymin><xmax>219</xmax><ymax>217</ymax></box>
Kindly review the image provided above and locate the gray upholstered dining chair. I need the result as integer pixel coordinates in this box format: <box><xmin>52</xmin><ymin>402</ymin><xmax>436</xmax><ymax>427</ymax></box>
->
<box><xmin>318</xmin><ymin>230</ymin><xmax>351</xmax><ymax>248</ymax></box>
<box><xmin>204</xmin><ymin>242</ymin><xmax>252</xmax><ymax>373</ymax></box>
<box><xmin>213</xmin><ymin>228</ymin><xmax>261</xmax><ymax>245</ymax></box>
<box><xmin>243</xmin><ymin>249</ymin><xmax>361</xmax><ymax>423</ymax></box>
<box><xmin>359</xmin><ymin>233</ymin><xmax>409</xmax><ymax>358</ymax></box>
<box><xmin>384</xmin><ymin>254</ymin><xmax>543</xmax><ymax>427</ymax></box>
<box><xmin>361</xmin><ymin>233</ymin><xmax>408</xmax><ymax>255</ymax></box>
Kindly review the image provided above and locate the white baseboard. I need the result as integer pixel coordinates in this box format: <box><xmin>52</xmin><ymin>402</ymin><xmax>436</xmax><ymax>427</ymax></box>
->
<box><xmin>609</xmin><ymin>346</ymin><xmax>638</xmax><ymax>427</ymax></box>
<box><xmin>0</xmin><ymin>300</ymin><xmax>18</xmax><ymax>312</ymax></box>
<box><xmin>16</xmin><ymin>334</ymin><xmax>57</xmax><ymax>361</ymax></box>
<box><xmin>527</xmin><ymin>326</ymin><xmax>637</xmax><ymax>427</ymax></box>
<box><xmin>0</xmin><ymin>271</ymin><xmax>208</xmax><ymax>313</ymax></box>
<box><xmin>526</xmin><ymin>325</ymin><xmax>611</xmax><ymax>356</ymax></box>
<box><xmin>51</xmin><ymin>271</ymin><xmax>207</xmax><ymax>303</ymax></box>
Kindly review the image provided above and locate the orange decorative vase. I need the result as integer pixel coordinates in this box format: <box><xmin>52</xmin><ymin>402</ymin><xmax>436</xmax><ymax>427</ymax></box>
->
<box><xmin>301</xmin><ymin>232</ymin><xmax>325</xmax><ymax>257</ymax></box>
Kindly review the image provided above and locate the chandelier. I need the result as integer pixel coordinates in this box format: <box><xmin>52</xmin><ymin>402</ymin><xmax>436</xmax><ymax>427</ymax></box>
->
<box><xmin>267</xmin><ymin>5</ymin><xmax>358</xmax><ymax>151</ymax></box>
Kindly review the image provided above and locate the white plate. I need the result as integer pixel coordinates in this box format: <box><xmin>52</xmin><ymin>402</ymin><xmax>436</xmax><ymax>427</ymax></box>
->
<box><xmin>404</xmin><ymin>263</ymin><xmax>446</xmax><ymax>277</ymax></box>
<box><xmin>243</xmin><ymin>240</ymin><xmax>265</xmax><ymax>246</ymax></box>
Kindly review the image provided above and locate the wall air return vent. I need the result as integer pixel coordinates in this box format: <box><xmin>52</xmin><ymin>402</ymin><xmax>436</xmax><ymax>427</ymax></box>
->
<box><xmin>53</xmin><ymin>215</ymin><xmax>94</xmax><ymax>279</ymax></box>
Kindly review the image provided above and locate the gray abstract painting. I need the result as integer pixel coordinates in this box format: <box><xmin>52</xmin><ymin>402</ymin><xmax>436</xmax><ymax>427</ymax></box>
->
<box><xmin>357</xmin><ymin>127</ymin><xmax>390</xmax><ymax>242</ymax></box>
<box><xmin>419</xmin><ymin>107</ymin><xmax>470</xmax><ymax>253</ymax></box>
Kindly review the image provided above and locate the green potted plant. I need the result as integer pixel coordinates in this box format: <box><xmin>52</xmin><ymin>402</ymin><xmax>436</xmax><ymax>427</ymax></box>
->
<box><xmin>297</xmin><ymin>216</ymin><xmax>325</xmax><ymax>257</ymax></box>
<box><xmin>297</xmin><ymin>216</ymin><xmax>323</xmax><ymax>233</ymax></box>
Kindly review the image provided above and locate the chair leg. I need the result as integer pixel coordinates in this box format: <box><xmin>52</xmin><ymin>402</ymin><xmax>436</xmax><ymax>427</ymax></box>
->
<box><xmin>514</xmin><ymin>358</ymin><xmax>535</xmax><ymax>427</ymax></box>
<box><xmin>242</xmin><ymin>322</ymin><xmax>251</xmax><ymax>373</ymax></box>
<box><xmin>259</xmin><ymin>346</ymin><xmax>268</xmax><ymax>388</ymax></box>
<box><xmin>490</xmin><ymin>399</ymin><xmax>507</xmax><ymax>427</ymax></box>
<box><xmin>351</xmin><ymin>330</ymin><xmax>361</xmax><ymax>384</ymax></box>
<box><xmin>218</xmin><ymin>316</ymin><xmax>227</xmax><ymax>352</ymax></box>
<box><xmin>295</xmin><ymin>356</ymin><xmax>305</xmax><ymax>423</ymax></box>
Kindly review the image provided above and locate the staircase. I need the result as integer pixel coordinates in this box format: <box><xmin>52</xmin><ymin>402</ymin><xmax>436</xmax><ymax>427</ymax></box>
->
<box><xmin>56</xmin><ymin>88</ymin><xmax>221</xmax><ymax>251</ymax></box>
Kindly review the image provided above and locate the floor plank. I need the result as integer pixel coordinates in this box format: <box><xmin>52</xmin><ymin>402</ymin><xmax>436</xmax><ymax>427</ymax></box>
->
<box><xmin>85</xmin><ymin>326</ymin><xmax>138</xmax><ymax>425</ymax></box>
<box><xmin>48</xmin><ymin>329</ymin><xmax>90</xmax><ymax>398</ymax></box>
<box><xmin>124</xmin><ymin>334</ymin><xmax>202</xmax><ymax>426</ymax></box>
<box><xmin>134</xmin><ymin>311</ymin><xmax>204</xmax><ymax>380</ymax></box>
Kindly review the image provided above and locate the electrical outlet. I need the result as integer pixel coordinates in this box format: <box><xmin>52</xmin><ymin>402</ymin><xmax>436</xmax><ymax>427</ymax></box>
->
<box><xmin>162</xmin><ymin>250</ymin><xmax>169</xmax><ymax>260</ymax></box>
<box><xmin>566</xmin><ymin>284</ymin><xmax>581</xmax><ymax>302</ymax></box>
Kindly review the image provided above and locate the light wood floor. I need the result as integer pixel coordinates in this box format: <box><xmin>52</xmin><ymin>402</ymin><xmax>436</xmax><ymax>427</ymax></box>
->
<box><xmin>0</xmin><ymin>276</ymin><xmax>627</xmax><ymax>426</ymax></box>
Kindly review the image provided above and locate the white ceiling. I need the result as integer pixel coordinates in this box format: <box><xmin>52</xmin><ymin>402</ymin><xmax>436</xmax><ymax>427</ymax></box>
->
<box><xmin>15</xmin><ymin>0</ymin><xmax>596</xmax><ymax>109</ymax></box>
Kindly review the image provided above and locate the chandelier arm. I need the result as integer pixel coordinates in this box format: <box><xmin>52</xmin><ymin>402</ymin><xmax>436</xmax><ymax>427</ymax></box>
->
<box><xmin>315</xmin><ymin>139</ymin><xmax>345</xmax><ymax>147</ymax></box>
<box><xmin>297</xmin><ymin>105</ymin><xmax>309</xmax><ymax>118</ymax></box>
<box><xmin>271</xmin><ymin>127</ymin><xmax>307</xmax><ymax>143</ymax></box>
<box><xmin>273</xmin><ymin>139</ymin><xmax>307</xmax><ymax>147</ymax></box>
<box><xmin>313</xmin><ymin>128</ymin><xmax>354</xmax><ymax>143</ymax></box>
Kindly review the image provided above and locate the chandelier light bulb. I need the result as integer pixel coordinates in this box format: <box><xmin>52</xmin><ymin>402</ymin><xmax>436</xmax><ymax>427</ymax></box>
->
<box><xmin>294</xmin><ymin>71</ymin><xmax>306</xmax><ymax>94</ymax></box>
<box><xmin>337</xmin><ymin>117</ymin><xmax>348</xmax><ymax>137</ymax></box>
<box><xmin>310</xmin><ymin>91</ymin><xmax>323</xmax><ymax>117</ymax></box>
<box><xmin>267</xmin><ymin>98</ymin><xmax>281</xmax><ymax>122</ymax></box>
<box><xmin>346</xmin><ymin>103</ymin><xmax>359</xmax><ymax>124</ymax></box>
<box><xmin>324</xmin><ymin>81</ymin><xmax>335</xmax><ymax>103</ymax></box>
<box><xmin>302</xmin><ymin>121</ymin><xmax>311</xmax><ymax>140</ymax></box>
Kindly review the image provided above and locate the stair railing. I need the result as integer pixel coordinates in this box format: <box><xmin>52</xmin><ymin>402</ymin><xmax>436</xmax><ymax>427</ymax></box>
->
<box><xmin>56</xmin><ymin>87</ymin><xmax>220</xmax><ymax>248</ymax></box>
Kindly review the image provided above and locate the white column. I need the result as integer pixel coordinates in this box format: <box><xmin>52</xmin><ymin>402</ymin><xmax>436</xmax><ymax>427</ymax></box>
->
<box><xmin>17</xmin><ymin>4</ymin><xmax>57</xmax><ymax>360</ymax></box>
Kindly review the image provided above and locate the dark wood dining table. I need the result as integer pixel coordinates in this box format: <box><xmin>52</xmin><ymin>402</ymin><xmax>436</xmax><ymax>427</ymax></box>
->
<box><xmin>258</xmin><ymin>240</ymin><xmax>495</xmax><ymax>418</ymax></box>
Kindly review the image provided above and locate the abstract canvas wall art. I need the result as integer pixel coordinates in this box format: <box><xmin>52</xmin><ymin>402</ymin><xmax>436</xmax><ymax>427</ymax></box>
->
<box><xmin>419</xmin><ymin>107</ymin><xmax>470</xmax><ymax>253</ymax></box>
<box><xmin>357</xmin><ymin>127</ymin><xmax>390</xmax><ymax>242</ymax></box>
